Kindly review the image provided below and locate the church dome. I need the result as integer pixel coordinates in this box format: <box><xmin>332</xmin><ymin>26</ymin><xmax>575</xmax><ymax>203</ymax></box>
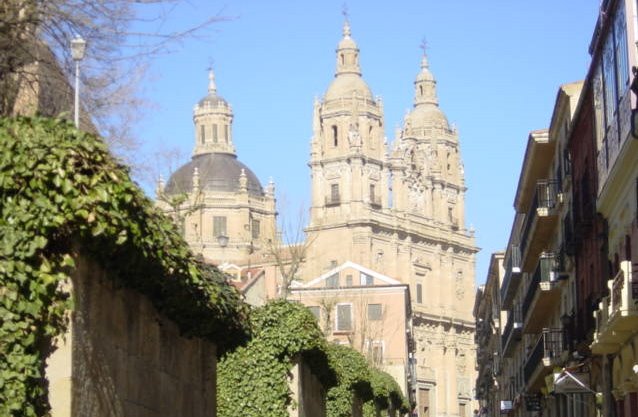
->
<box><xmin>406</xmin><ymin>104</ymin><xmax>449</xmax><ymax>129</ymax></box>
<box><xmin>324</xmin><ymin>73</ymin><xmax>373</xmax><ymax>101</ymax></box>
<box><xmin>165</xmin><ymin>153</ymin><xmax>264</xmax><ymax>196</ymax></box>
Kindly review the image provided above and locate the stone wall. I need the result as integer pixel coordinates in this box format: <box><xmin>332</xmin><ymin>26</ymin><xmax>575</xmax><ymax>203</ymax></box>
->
<box><xmin>289</xmin><ymin>359</ymin><xmax>326</xmax><ymax>417</ymax></box>
<box><xmin>47</xmin><ymin>256</ymin><xmax>217</xmax><ymax>417</ymax></box>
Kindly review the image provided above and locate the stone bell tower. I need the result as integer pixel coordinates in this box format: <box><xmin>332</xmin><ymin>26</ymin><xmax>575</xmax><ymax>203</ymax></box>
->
<box><xmin>305</xmin><ymin>20</ymin><xmax>390</xmax><ymax>276</ymax></box>
<box><xmin>389</xmin><ymin>53</ymin><xmax>466</xmax><ymax>230</ymax></box>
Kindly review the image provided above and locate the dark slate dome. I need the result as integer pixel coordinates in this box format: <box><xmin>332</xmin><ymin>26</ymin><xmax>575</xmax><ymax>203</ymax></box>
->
<box><xmin>165</xmin><ymin>153</ymin><xmax>264</xmax><ymax>196</ymax></box>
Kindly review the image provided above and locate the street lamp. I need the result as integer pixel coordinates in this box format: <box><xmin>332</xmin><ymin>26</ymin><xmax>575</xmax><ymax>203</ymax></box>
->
<box><xmin>70</xmin><ymin>35</ymin><xmax>87</xmax><ymax>128</ymax></box>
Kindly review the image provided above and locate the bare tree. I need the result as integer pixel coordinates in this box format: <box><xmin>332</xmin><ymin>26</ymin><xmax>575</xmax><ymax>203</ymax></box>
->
<box><xmin>0</xmin><ymin>0</ymin><xmax>229</xmax><ymax>160</ymax></box>
<box><xmin>264</xmin><ymin>201</ymin><xmax>315</xmax><ymax>299</ymax></box>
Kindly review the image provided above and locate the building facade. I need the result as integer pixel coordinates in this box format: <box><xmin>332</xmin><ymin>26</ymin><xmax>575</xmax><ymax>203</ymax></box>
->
<box><xmin>475</xmin><ymin>2</ymin><xmax>638</xmax><ymax>416</ymax></box>
<box><xmin>473</xmin><ymin>252</ymin><xmax>504</xmax><ymax>417</ymax></box>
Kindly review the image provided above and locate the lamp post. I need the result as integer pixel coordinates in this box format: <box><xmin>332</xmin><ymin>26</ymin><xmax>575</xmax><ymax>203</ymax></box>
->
<box><xmin>70</xmin><ymin>35</ymin><xmax>87</xmax><ymax>128</ymax></box>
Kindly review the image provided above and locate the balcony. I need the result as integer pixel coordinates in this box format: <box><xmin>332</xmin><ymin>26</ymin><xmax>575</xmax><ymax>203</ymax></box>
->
<box><xmin>522</xmin><ymin>253</ymin><xmax>563</xmax><ymax>333</ymax></box>
<box><xmin>325</xmin><ymin>194</ymin><xmax>341</xmax><ymax>207</ymax></box>
<box><xmin>519</xmin><ymin>179</ymin><xmax>561</xmax><ymax>271</ymax></box>
<box><xmin>370</xmin><ymin>195</ymin><xmax>382</xmax><ymax>209</ymax></box>
<box><xmin>591</xmin><ymin>261</ymin><xmax>638</xmax><ymax>354</ymax></box>
<box><xmin>502</xmin><ymin>306</ymin><xmax>523</xmax><ymax>357</ymax></box>
<box><xmin>501</xmin><ymin>245</ymin><xmax>522</xmax><ymax>309</ymax></box>
<box><xmin>524</xmin><ymin>328</ymin><xmax>564</xmax><ymax>390</ymax></box>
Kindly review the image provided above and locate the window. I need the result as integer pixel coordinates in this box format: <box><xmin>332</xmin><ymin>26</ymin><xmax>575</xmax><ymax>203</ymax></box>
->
<box><xmin>213</xmin><ymin>216</ymin><xmax>227</xmax><ymax>237</ymax></box>
<box><xmin>251</xmin><ymin>219</ymin><xmax>260</xmax><ymax>239</ymax></box>
<box><xmin>418</xmin><ymin>387</ymin><xmax>430</xmax><ymax>417</ymax></box>
<box><xmin>368</xmin><ymin>341</ymin><xmax>383</xmax><ymax>364</ymax></box>
<box><xmin>367</xmin><ymin>304</ymin><xmax>382</xmax><ymax>321</ymax></box>
<box><xmin>345</xmin><ymin>274</ymin><xmax>353</xmax><ymax>286</ymax></box>
<box><xmin>224</xmin><ymin>125</ymin><xmax>229</xmax><ymax>143</ymax></box>
<box><xmin>336</xmin><ymin>304</ymin><xmax>352</xmax><ymax>331</ymax></box>
<box><xmin>330</xmin><ymin>184</ymin><xmax>340</xmax><ymax>203</ymax></box>
<box><xmin>614</xmin><ymin>3</ymin><xmax>629</xmax><ymax>95</ymax></box>
<box><xmin>332</xmin><ymin>125</ymin><xmax>338</xmax><ymax>146</ymax></box>
<box><xmin>326</xmin><ymin>273</ymin><xmax>339</xmax><ymax>288</ymax></box>
<box><xmin>416</xmin><ymin>283</ymin><xmax>423</xmax><ymax>304</ymax></box>
<box><xmin>593</xmin><ymin>63</ymin><xmax>605</xmax><ymax>146</ymax></box>
<box><xmin>212</xmin><ymin>124</ymin><xmax>218</xmax><ymax>143</ymax></box>
<box><xmin>603</xmin><ymin>35</ymin><xmax>618</xmax><ymax>130</ymax></box>
<box><xmin>308</xmin><ymin>306</ymin><xmax>321</xmax><ymax>321</ymax></box>
<box><xmin>200</xmin><ymin>125</ymin><xmax>205</xmax><ymax>143</ymax></box>
<box><xmin>370</xmin><ymin>184</ymin><xmax>377</xmax><ymax>205</ymax></box>
<box><xmin>458</xmin><ymin>403</ymin><xmax>467</xmax><ymax>417</ymax></box>
<box><xmin>361</xmin><ymin>273</ymin><xmax>373</xmax><ymax>286</ymax></box>
<box><xmin>595</xmin><ymin>0</ymin><xmax>629</xmax><ymax>143</ymax></box>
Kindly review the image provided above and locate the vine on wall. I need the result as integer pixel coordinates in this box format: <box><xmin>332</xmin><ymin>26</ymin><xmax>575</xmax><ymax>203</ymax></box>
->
<box><xmin>218</xmin><ymin>299</ymin><xmax>409</xmax><ymax>417</ymax></box>
<box><xmin>0</xmin><ymin>117</ymin><xmax>249</xmax><ymax>416</ymax></box>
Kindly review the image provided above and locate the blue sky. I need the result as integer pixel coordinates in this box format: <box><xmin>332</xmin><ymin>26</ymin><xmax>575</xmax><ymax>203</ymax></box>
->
<box><xmin>134</xmin><ymin>1</ymin><xmax>600</xmax><ymax>283</ymax></box>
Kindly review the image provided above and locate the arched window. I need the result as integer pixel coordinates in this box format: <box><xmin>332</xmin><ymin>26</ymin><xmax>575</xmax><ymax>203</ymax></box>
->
<box><xmin>340</xmin><ymin>53</ymin><xmax>345</xmax><ymax>65</ymax></box>
<box><xmin>332</xmin><ymin>125</ymin><xmax>338</xmax><ymax>147</ymax></box>
<box><xmin>200</xmin><ymin>125</ymin><xmax>205</xmax><ymax>144</ymax></box>
<box><xmin>419</xmin><ymin>85</ymin><xmax>423</xmax><ymax>96</ymax></box>
<box><xmin>212</xmin><ymin>124</ymin><xmax>218</xmax><ymax>143</ymax></box>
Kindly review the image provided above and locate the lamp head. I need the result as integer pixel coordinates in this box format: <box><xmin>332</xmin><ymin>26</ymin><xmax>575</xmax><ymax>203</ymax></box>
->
<box><xmin>71</xmin><ymin>36</ymin><xmax>87</xmax><ymax>61</ymax></box>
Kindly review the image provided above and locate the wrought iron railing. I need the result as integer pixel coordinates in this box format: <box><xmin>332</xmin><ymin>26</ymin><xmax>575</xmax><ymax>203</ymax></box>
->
<box><xmin>522</xmin><ymin>253</ymin><xmax>558</xmax><ymax>320</ymax></box>
<box><xmin>523</xmin><ymin>328</ymin><xmax>564</xmax><ymax>384</ymax></box>
<box><xmin>325</xmin><ymin>194</ymin><xmax>341</xmax><ymax>207</ymax></box>
<box><xmin>519</xmin><ymin>179</ymin><xmax>560</xmax><ymax>259</ymax></box>
<box><xmin>500</xmin><ymin>245</ymin><xmax>521</xmax><ymax>305</ymax></box>
<box><xmin>501</xmin><ymin>306</ymin><xmax>522</xmax><ymax>355</ymax></box>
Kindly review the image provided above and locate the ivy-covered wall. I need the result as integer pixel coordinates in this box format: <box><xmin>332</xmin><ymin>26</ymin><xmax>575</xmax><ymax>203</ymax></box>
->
<box><xmin>0</xmin><ymin>117</ymin><xmax>250</xmax><ymax>416</ymax></box>
<box><xmin>218</xmin><ymin>299</ymin><xmax>409</xmax><ymax>417</ymax></box>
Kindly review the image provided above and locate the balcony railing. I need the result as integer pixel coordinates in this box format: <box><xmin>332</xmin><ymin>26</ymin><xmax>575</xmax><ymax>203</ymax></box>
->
<box><xmin>370</xmin><ymin>196</ymin><xmax>382</xmax><ymax>209</ymax></box>
<box><xmin>522</xmin><ymin>252</ymin><xmax>560</xmax><ymax>321</ymax></box>
<box><xmin>610</xmin><ymin>260</ymin><xmax>636</xmax><ymax>317</ymax></box>
<box><xmin>502</xmin><ymin>306</ymin><xmax>523</xmax><ymax>357</ymax></box>
<box><xmin>524</xmin><ymin>328</ymin><xmax>564</xmax><ymax>385</ymax></box>
<box><xmin>325</xmin><ymin>194</ymin><xmax>341</xmax><ymax>207</ymax></box>
<box><xmin>519</xmin><ymin>179</ymin><xmax>560</xmax><ymax>263</ymax></box>
<box><xmin>591</xmin><ymin>261</ymin><xmax>638</xmax><ymax>354</ymax></box>
<box><xmin>500</xmin><ymin>245</ymin><xmax>522</xmax><ymax>309</ymax></box>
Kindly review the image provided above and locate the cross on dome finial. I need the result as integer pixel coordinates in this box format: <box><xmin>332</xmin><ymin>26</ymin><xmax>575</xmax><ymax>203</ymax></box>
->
<box><xmin>342</xmin><ymin>3</ymin><xmax>351</xmax><ymax>37</ymax></box>
<box><xmin>419</xmin><ymin>38</ymin><xmax>429</xmax><ymax>68</ymax></box>
<box><xmin>207</xmin><ymin>67</ymin><xmax>217</xmax><ymax>94</ymax></box>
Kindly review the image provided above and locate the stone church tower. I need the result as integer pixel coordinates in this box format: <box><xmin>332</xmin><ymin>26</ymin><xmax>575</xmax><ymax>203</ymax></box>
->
<box><xmin>305</xmin><ymin>21</ymin><xmax>479</xmax><ymax>416</ymax></box>
<box><xmin>157</xmin><ymin>70</ymin><xmax>277</xmax><ymax>264</ymax></box>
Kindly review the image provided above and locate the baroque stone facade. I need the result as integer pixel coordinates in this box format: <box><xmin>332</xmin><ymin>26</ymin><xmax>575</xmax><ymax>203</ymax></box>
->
<box><xmin>304</xmin><ymin>21</ymin><xmax>478</xmax><ymax>417</ymax></box>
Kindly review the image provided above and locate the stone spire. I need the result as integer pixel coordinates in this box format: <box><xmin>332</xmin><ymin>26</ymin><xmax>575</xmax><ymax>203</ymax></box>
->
<box><xmin>335</xmin><ymin>19</ymin><xmax>361</xmax><ymax>76</ymax></box>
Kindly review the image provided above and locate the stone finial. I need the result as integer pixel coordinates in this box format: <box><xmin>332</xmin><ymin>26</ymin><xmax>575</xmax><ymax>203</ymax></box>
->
<box><xmin>266</xmin><ymin>177</ymin><xmax>275</xmax><ymax>197</ymax></box>
<box><xmin>156</xmin><ymin>174</ymin><xmax>165</xmax><ymax>195</ymax></box>
<box><xmin>192</xmin><ymin>167</ymin><xmax>200</xmax><ymax>191</ymax></box>
<box><xmin>342</xmin><ymin>19</ymin><xmax>351</xmax><ymax>38</ymax></box>
<box><xmin>208</xmin><ymin>69</ymin><xmax>217</xmax><ymax>94</ymax></box>
<box><xmin>239</xmin><ymin>168</ymin><xmax>248</xmax><ymax>192</ymax></box>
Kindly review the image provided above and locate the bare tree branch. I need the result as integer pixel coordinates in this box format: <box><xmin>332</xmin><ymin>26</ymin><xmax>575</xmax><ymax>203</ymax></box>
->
<box><xmin>1</xmin><ymin>0</ymin><xmax>232</xmax><ymax>164</ymax></box>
